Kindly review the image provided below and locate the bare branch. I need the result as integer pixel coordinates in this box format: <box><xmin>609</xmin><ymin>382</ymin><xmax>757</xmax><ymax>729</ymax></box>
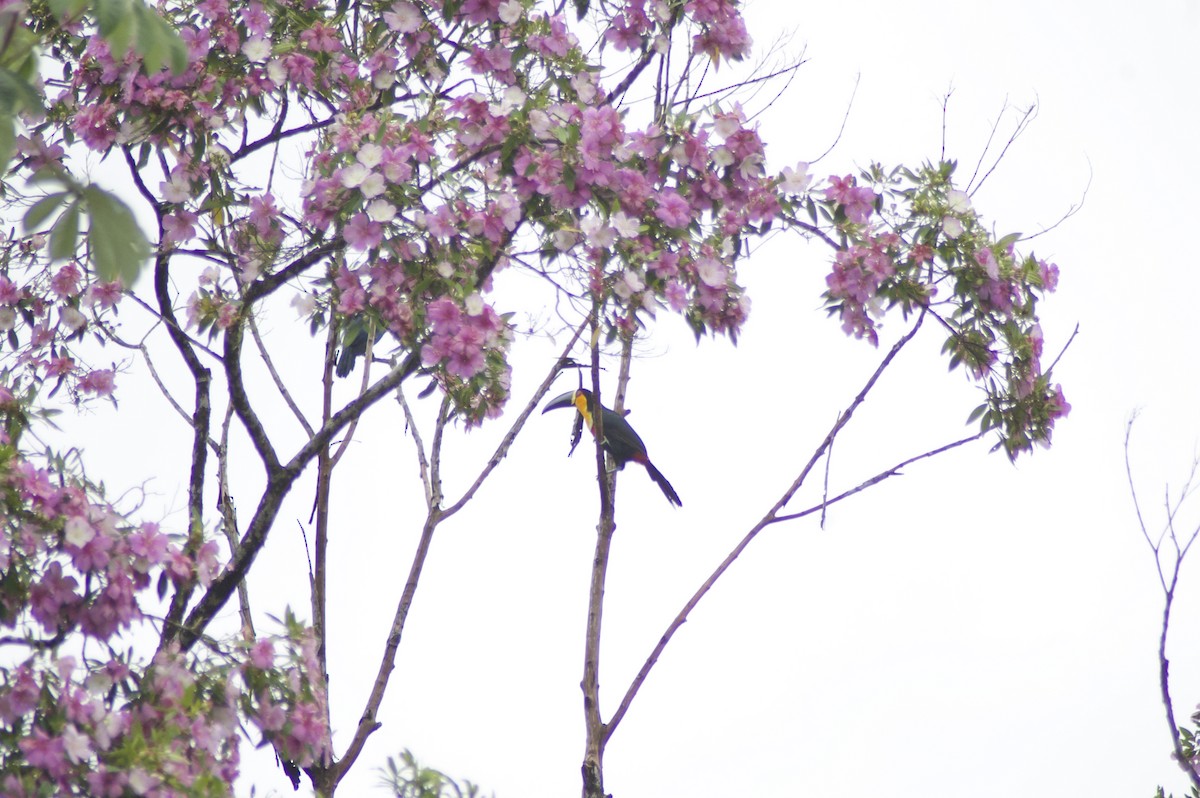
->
<box><xmin>604</xmin><ymin>310</ymin><xmax>927</xmax><ymax>744</ymax></box>
<box><xmin>1020</xmin><ymin>157</ymin><xmax>1091</xmax><ymax>243</ymax></box>
<box><xmin>771</xmin><ymin>431</ymin><xmax>986</xmax><ymax>526</ymax></box>
<box><xmin>967</xmin><ymin>100</ymin><xmax>1038</xmax><ymax>196</ymax></box>
<box><xmin>335</xmin><ymin>395</ymin><xmax>451</xmax><ymax>784</ymax></box>
<box><xmin>1125</xmin><ymin>414</ymin><xmax>1200</xmax><ymax>790</ymax></box>
<box><xmin>217</xmin><ymin>401</ymin><xmax>254</xmax><ymax>640</ymax></box>
<box><xmin>173</xmin><ymin>351</ymin><xmax>423</xmax><ymax>650</ymax></box>
<box><xmin>248</xmin><ymin>312</ymin><xmax>315</xmax><ymax>438</ymax></box>
<box><xmin>397</xmin><ymin>386</ymin><xmax>434</xmax><ymax>509</ymax></box>
<box><xmin>334</xmin><ymin>508</ymin><xmax>440</xmax><ymax>783</ymax></box>
<box><xmin>809</xmin><ymin>73</ymin><xmax>859</xmax><ymax>167</ymax></box>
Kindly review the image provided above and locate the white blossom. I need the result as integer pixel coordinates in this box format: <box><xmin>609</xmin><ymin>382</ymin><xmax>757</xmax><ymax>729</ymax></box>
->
<box><xmin>64</xmin><ymin>515</ymin><xmax>95</xmax><ymax>547</ymax></box>
<box><xmin>383</xmin><ymin>1</ymin><xmax>422</xmax><ymax>33</ymax></box>
<box><xmin>780</xmin><ymin>162</ymin><xmax>812</xmax><ymax>194</ymax></box>
<box><xmin>241</xmin><ymin>37</ymin><xmax>271</xmax><ymax>62</ymax></box>
<box><xmin>360</xmin><ymin>172</ymin><xmax>386</xmax><ymax>198</ymax></box>
<box><xmin>357</xmin><ymin>143</ymin><xmax>383</xmax><ymax>168</ymax></box>
<box><xmin>465</xmin><ymin>292</ymin><xmax>484</xmax><ymax>316</ymax></box>
<box><xmin>366</xmin><ymin>199</ymin><xmax>397</xmax><ymax>222</ymax></box>
<box><xmin>498</xmin><ymin>0</ymin><xmax>523</xmax><ymax>24</ymax></box>
<box><xmin>340</xmin><ymin>163</ymin><xmax>370</xmax><ymax>188</ymax></box>
<box><xmin>611</xmin><ymin>211</ymin><xmax>640</xmax><ymax>238</ymax></box>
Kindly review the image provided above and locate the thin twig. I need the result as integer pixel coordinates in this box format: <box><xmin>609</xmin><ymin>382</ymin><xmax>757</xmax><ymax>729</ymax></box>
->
<box><xmin>809</xmin><ymin>73</ymin><xmax>859</xmax><ymax>166</ymax></box>
<box><xmin>217</xmin><ymin>401</ymin><xmax>254</xmax><ymax>639</ymax></box>
<box><xmin>968</xmin><ymin>100</ymin><xmax>1038</xmax><ymax>196</ymax></box>
<box><xmin>248</xmin><ymin>311</ymin><xmax>314</xmax><ymax>437</ymax></box>
<box><xmin>770</xmin><ymin>431</ymin><xmax>986</xmax><ymax>525</ymax></box>
<box><xmin>397</xmin><ymin>386</ymin><xmax>433</xmax><ymax>509</ymax></box>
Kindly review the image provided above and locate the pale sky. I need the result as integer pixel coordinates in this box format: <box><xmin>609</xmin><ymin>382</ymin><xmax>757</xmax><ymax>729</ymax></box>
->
<box><xmin>55</xmin><ymin>1</ymin><xmax>1200</xmax><ymax>796</ymax></box>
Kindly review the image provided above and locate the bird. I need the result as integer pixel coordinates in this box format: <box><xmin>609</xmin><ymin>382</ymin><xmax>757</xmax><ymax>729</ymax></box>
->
<box><xmin>543</xmin><ymin>388</ymin><xmax>682</xmax><ymax>507</ymax></box>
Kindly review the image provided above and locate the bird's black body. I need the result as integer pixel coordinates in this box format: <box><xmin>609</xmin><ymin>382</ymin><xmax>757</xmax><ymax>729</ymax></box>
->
<box><xmin>543</xmin><ymin>388</ymin><xmax>682</xmax><ymax>507</ymax></box>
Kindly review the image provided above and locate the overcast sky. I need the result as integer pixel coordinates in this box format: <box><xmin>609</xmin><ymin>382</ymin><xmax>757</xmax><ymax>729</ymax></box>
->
<box><xmin>59</xmin><ymin>1</ymin><xmax>1200</xmax><ymax>796</ymax></box>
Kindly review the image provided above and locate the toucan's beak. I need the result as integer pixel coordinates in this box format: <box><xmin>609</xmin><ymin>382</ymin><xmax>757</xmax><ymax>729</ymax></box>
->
<box><xmin>543</xmin><ymin>390</ymin><xmax>578</xmax><ymax>414</ymax></box>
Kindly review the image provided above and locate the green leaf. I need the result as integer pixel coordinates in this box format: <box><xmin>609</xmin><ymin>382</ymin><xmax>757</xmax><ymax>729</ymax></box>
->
<box><xmin>82</xmin><ymin>186</ymin><xmax>151</xmax><ymax>287</ymax></box>
<box><xmin>49</xmin><ymin>201</ymin><xmax>81</xmax><ymax>261</ymax></box>
<box><xmin>966</xmin><ymin>403</ymin><xmax>987</xmax><ymax>424</ymax></box>
<box><xmin>94</xmin><ymin>0</ymin><xmax>133</xmax><ymax>37</ymax></box>
<box><xmin>48</xmin><ymin>0</ymin><xmax>90</xmax><ymax>15</ymax></box>
<box><xmin>0</xmin><ymin>118</ymin><xmax>14</xmax><ymax>176</ymax></box>
<box><xmin>106</xmin><ymin>12</ymin><xmax>138</xmax><ymax>60</ymax></box>
<box><xmin>0</xmin><ymin>67</ymin><xmax>44</xmax><ymax>117</ymax></box>
<box><xmin>132</xmin><ymin>3</ymin><xmax>188</xmax><ymax>74</ymax></box>
<box><xmin>23</xmin><ymin>191</ymin><xmax>69</xmax><ymax>231</ymax></box>
<box><xmin>995</xmin><ymin>231</ymin><xmax>1022</xmax><ymax>251</ymax></box>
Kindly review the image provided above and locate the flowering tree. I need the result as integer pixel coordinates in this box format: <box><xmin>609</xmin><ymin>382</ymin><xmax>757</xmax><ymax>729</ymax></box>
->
<box><xmin>0</xmin><ymin>0</ymin><xmax>1070</xmax><ymax>795</ymax></box>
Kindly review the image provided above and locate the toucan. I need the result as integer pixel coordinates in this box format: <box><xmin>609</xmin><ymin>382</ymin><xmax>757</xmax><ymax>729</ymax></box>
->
<box><xmin>543</xmin><ymin>388</ymin><xmax>682</xmax><ymax>507</ymax></box>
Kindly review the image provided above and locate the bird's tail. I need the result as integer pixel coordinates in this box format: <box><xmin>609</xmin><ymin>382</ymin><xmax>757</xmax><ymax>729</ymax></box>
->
<box><xmin>643</xmin><ymin>461</ymin><xmax>682</xmax><ymax>507</ymax></box>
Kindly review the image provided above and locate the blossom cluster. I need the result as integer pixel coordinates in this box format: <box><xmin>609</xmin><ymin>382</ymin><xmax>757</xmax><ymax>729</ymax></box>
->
<box><xmin>0</xmin><ymin>241</ymin><xmax>124</xmax><ymax>404</ymax></box>
<box><xmin>0</xmin><ymin>399</ymin><xmax>329</xmax><ymax>794</ymax></box>
<box><xmin>807</xmin><ymin>163</ymin><xmax>1070</xmax><ymax>456</ymax></box>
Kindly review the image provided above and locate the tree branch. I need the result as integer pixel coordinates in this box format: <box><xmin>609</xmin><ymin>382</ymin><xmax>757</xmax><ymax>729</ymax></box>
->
<box><xmin>604</xmin><ymin>311</ymin><xmax>926</xmax><ymax>744</ymax></box>
<box><xmin>333</xmin><ymin>395</ymin><xmax>451</xmax><ymax>785</ymax></box>
<box><xmin>173</xmin><ymin>352</ymin><xmax>422</xmax><ymax>650</ymax></box>
<box><xmin>1125</xmin><ymin>414</ymin><xmax>1200</xmax><ymax>791</ymax></box>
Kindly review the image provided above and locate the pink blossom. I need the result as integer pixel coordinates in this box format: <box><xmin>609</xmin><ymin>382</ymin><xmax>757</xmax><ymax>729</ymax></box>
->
<box><xmin>0</xmin><ymin>276</ymin><xmax>22</xmax><ymax>305</ymax></box>
<box><xmin>255</xmin><ymin>694</ymin><xmax>287</xmax><ymax>731</ymax></box>
<box><xmin>651</xmin><ymin>250</ymin><xmax>680</xmax><ymax>277</ymax></box>
<box><xmin>663</xmin><ymin>280</ymin><xmax>688</xmax><ymax>311</ymax></box>
<box><xmin>606</xmin><ymin>4</ymin><xmax>652</xmax><ymax>51</ymax></box>
<box><xmin>73</xmin><ymin>102</ymin><xmax>118</xmax><ymax>151</ymax></box>
<box><xmin>68</xmin><ymin>523</ymin><xmax>114</xmax><ymax>572</ymax></box>
<box><xmin>78</xmin><ymin>369</ymin><xmax>115</xmax><ymax>397</ymax></box>
<box><xmin>978</xmin><ymin>278</ymin><xmax>1014</xmax><ymax>315</ymax></box>
<box><xmin>300</xmin><ymin>22</ymin><xmax>341</xmax><ymax>52</ymax></box>
<box><xmin>653</xmin><ymin>190</ymin><xmax>691</xmax><ymax>228</ymax></box>
<box><xmin>282</xmin><ymin>53</ymin><xmax>317</xmax><ymax>89</ymax></box>
<box><xmin>1039</xmin><ymin>259</ymin><xmax>1060</xmax><ymax>291</ymax></box>
<box><xmin>19</xmin><ymin>728</ymin><xmax>67</xmax><ymax>780</ymax></box>
<box><xmin>29</xmin><ymin>561</ymin><xmax>80</xmax><ymax>632</ymax></box>
<box><xmin>179</xmin><ymin>26</ymin><xmax>212</xmax><ymax>59</ymax></box>
<box><xmin>0</xmin><ymin>665</ymin><xmax>41</xmax><ymax>722</ymax></box>
<box><xmin>427</xmin><ymin>297</ymin><xmax>462</xmax><ymax>332</ymax></box>
<box><xmin>196</xmin><ymin>540</ymin><xmax>221</xmax><ymax>586</ymax></box>
<box><xmin>976</xmin><ymin>247</ymin><xmax>999</xmax><ymax>280</ymax></box>
<box><xmin>45</xmin><ymin>355</ymin><xmax>75</xmax><ymax>378</ymax></box>
<box><xmin>1047</xmin><ymin>384</ymin><xmax>1071</xmax><ymax>420</ymax></box>
<box><xmin>424</xmin><ymin>204</ymin><xmax>458</xmax><ymax>239</ymax></box>
<box><xmin>128</xmin><ymin>523</ymin><xmax>170</xmax><ymax>568</ymax></box>
<box><xmin>50</xmin><ymin>264</ymin><xmax>83</xmax><ymax>298</ymax></box>
<box><xmin>242</xmin><ymin>2</ymin><xmax>270</xmax><ymax>33</ymax></box>
<box><xmin>694</xmin><ymin>255</ymin><xmax>728</xmax><ymax>287</ymax></box>
<box><xmin>247</xmin><ymin>193</ymin><xmax>279</xmax><ymax>237</ymax></box>
<box><xmin>162</xmin><ymin>209</ymin><xmax>199</xmax><ymax>246</ymax></box>
<box><xmin>458</xmin><ymin>0</ymin><xmax>503</xmax><ymax>23</ymax></box>
<box><xmin>249</xmin><ymin>639</ymin><xmax>275</xmax><ymax>669</ymax></box>
<box><xmin>83</xmin><ymin>281</ymin><xmax>123</xmax><ymax>309</ymax></box>
<box><xmin>343</xmin><ymin>213</ymin><xmax>383</xmax><ymax>250</ymax></box>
